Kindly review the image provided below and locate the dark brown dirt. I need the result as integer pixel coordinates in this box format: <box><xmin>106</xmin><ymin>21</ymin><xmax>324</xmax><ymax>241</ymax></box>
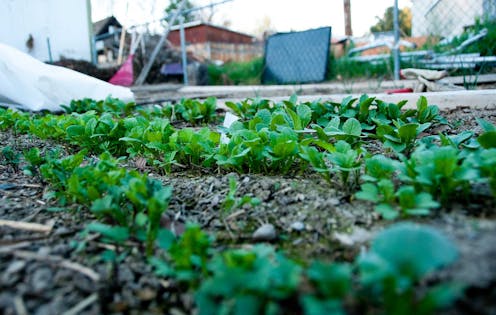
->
<box><xmin>1</xmin><ymin>106</ymin><xmax>495</xmax><ymax>315</ymax></box>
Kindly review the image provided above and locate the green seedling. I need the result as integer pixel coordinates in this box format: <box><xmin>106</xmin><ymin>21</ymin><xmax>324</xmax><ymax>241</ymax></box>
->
<box><xmin>1</xmin><ymin>146</ymin><xmax>20</xmax><ymax>171</ymax></box>
<box><xmin>167</xmin><ymin>224</ymin><xmax>213</xmax><ymax>283</ymax></box>
<box><xmin>225</xmin><ymin>98</ymin><xmax>273</xmax><ymax>120</ymax></box>
<box><xmin>23</xmin><ymin>147</ymin><xmax>44</xmax><ymax>176</ymax></box>
<box><xmin>375</xmin><ymin>120</ymin><xmax>431</xmax><ymax>155</ymax></box>
<box><xmin>169</xmin><ymin>127</ymin><xmax>220</xmax><ymax>168</ymax></box>
<box><xmin>413</xmin><ymin>96</ymin><xmax>447</xmax><ymax>124</ymax></box>
<box><xmin>222</xmin><ymin>176</ymin><xmax>261</xmax><ymax>213</ymax></box>
<box><xmin>357</xmin><ymin>223</ymin><xmax>462</xmax><ymax>315</ymax></box>
<box><xmin>476</xmin><ymin>118</ymin><xmax>496</xmax><ymax>149</ymax></box>
<box><xmin>301</xmin><ymin>261</ymin><xmax>351</xmax><ymax>315</ymax></box>
<box><xmin>195</xmin><ymin>245</ymin><xmax>302</xmax><ymax>315</ymax></box>
<box><xmin>399</xmin><ymin>145</ymin><xmax>479</xmax><ymax>206</ymax></box>
<box><xmin>61</xmin><ymin>97</ymin><xmax>135</xmax><ymax>116</ymax></box>
<box><xmin>466</xmin><ymin>148</ymin><xmax>496</xmax><ymax>197</ymax></box>
<box><xmin>175</xmin><ymin>97</ymin><xmax>217</xmax><ymax>125</ymax></box>
<box><xmin>313</xmin><ymin>116</ymin><xmax>363</xmax><ymax>146</ymax></box>
<box><xmin>327</xmin><ymin>140</ymin><xmax>363</xmax><ymax>190</ymax></box>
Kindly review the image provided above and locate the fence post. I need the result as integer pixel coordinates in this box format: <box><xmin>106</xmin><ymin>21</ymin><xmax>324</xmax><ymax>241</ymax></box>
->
<box><xmin>135</xmin><ymin>0</ymin><xmax>187</xmax><ymax>85</ymax></box>
<box><xmin>393</xmin><ymin>0</ymin><xmax>400</xmax><ymax>81</ymax></box>
<box><xmin>179</xmin><ymin>16</ymin><xmax>189</xmax><ymax>86</ymax></box>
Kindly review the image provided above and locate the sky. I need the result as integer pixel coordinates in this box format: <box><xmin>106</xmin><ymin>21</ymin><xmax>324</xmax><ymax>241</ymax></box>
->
<box><xmin>91</xmin><ymin>0</ymin><xmax>412</xmax><ymax>37</ymax></box>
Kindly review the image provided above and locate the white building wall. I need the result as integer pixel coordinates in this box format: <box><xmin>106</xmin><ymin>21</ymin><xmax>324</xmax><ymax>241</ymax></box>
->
<box><xmin>0</xmin><ymin>0</ymin><xmax>92</xmax><ymax>61</ymax></box>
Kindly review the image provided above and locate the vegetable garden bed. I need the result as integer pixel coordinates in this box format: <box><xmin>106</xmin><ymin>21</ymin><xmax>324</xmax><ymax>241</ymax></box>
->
<box><xmin>0</xmin><ymin>95</ymin><xmax>495</xmax><ymax>315</ymax></box>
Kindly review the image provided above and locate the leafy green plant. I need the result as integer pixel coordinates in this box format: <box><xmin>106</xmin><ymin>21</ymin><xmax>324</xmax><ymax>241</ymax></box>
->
<box><xmin>357</xmin><ymin>154</ymin><xmax>439</xmax><ymax>219</ymax></box>
<box><xmin>398</xmin><ymin>145</ymin><xmax>479</xmax><ymax>206</ymax></box>
<box><xmin>195</xmin><ymin>245</ymin><xmax>302</xmax><ymax>315</ymax></box>
<box><xmin>326</xmin><ymin>140</ymin><xmax>364</xmax><ymax>190</ymax></box>
<box><xmin>1</xmin><ymin>146</ymin><xmax>20</xmax><ymax>171</ymax></box>
<box><xmin>169</xmin><ymin>127</ymin><xmax>220</xmax><ymax>168</ymax></box>
<box><xmin>357</xmin><ymin>181</ymin><xmax>439</xmax><ymax>219</ymax></box>
<box><xmin>301</xmin><ymin>262</ymin><xmax>351</xmax><ymax>315</ymax></box>
<box><xmin>313</xmin><ymin>117</ymin><xmax>363</xmax><ymax>147</ymax></box>
<box><xmin>174</xmin><ymin>97</ymin><xmax>217</xmax><ymax>125</ymax></box>
<box><xmin>38</xmin><ymin>150</ymin><xmax>86</xmax><ymax>203</ymax></box>
<box><xmin>167</xmin><ymin>224</ymin><xmax>213</xmax><ymax>283</ymax></box>
<box><xmin>375</xmin><ymin>120</ymin><xmax>430</xmax><ymax>155</ymax></box>
<box><xmin>120</xmin><ymin>116</ymin><xmax>177</xmax><ymax>171</ymax></box>
<box><xmin>222</xmin><ymin>176</ymin><xmax>261</xmax><ymax>213</ymax></box>
<box><xmin>357</xmin><ymin>223</ymin><xmax>462</xmax><ymax>315</ymax></box>
<box><xmin>65</xmin><ymin>112</ymin><xmax>128</xmax><ymax>155</ymax></box>
<box><xmin>225</xmin><ymin>98</ymin><xmax>273</xmax><ymax>121</ymax></box>
<box><xmin>413</xmin><ymin>96</ymin><xmax>447</xmax><ymax>125</ymax></box>
<box><xmin>23</xmin><ymin>147</ymin><xmax>44</xmax><ymax>176</ymax></box>
<box><xmin>300</xmin><ymin>140</ymin><xmax>363</xmax><ymax>190</ymax></box>
<box><xmin>61</xmin><ymin>97</ymin><xmax>135</xmax><ymax>116</ymax></box>
<box><xmin>466</xmin><ymin>148</ymin><xmax>496</xmax><ymax>197</ymax></box>
<box><xmin>476</xmin><ymin>118</ymin><xmax>496</xmax><ymax>149</ymax></box>
<box><xmin>0</xmin><ymin>108</ymin><xmax>31</xmax><ymax>132</ymax></box>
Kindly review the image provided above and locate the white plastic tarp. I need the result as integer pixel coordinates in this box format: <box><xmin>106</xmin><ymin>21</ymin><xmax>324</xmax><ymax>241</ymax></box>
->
<box><xmin>0</xmin><ymin>43</ymin><xmax>134</xmax><ymax>112</ymax></box>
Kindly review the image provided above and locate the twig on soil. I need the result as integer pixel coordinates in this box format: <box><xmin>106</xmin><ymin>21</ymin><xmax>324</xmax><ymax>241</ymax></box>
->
<box><xmin>0</xmin><ymin>241</ymin><xmax>31</xmax><ymax>253</ymax></box>
<box><xmin>61</xmin><ymin>293</ymin><xmax>98</xmax><ymax>315</ymax></box>
<box><xmin>225</xmin><ymin>209</ymin><xmax>245</xmax><ymax>221</ymax></box>
<box><xmin>0</xmin><ymin>219</ymin><xmax>53</xmax><ymax>233</ymax></box>
<box><xmin>4</xmin><ymin>250</ymin><xmax>100</xmax><ymax>282</ymax></box>
<box><xmin>21</xmin><ymin>183</ymin><xmax>43</xmax><ymax>188</ymax></box>
<box><xmin>21</xmin><ymin>208</ymin><xmax>43</xmax><ymax>222</ymax></box>
<box><xmin>222</xmin><ymin>218</ymin><xmax>236</xmax><ymax>240</ymax></box>
<box><xmin>13</xmin><ymin>296</ymin><xmax>28</xmax><ymax>315</ymax></box>
<box><xmin>0</xmin><ymin>235</ymin><xmax>50</xmax><ymax>246</ymax></box>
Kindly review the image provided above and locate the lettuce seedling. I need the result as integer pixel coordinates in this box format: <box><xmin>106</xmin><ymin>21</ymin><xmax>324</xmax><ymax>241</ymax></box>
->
<box><xmin>299</xmin><ymin>145</ymin><xmax>331</xmax><ymax>183</ymax></box>
<box><xmin>326</xmin><ymin>140</ymin><xmax>363</xmax><ymax>190</ymax></box>
<box><xmin>301</xmin><ymin>261</ymin><xmax>351</xmax><ymax>315</ymax></box>
<box><xmin>169</xmin><ymin>127</ymin><xmax>220</xmax><ymax>167</ymax></box>
<box><xmin>61</xmin><ymin>97</ymin><xmax>135</xmax><ymax>116</ymax></box>
<box><xmin>466</xmin><ymin>148</ymin><xmax>496</xmax><ymax>197</ymax></box>
<box><xmin>23</xmin><ymin>147</ymin><xmax>44</xmax><ymax>177</ymax></box>
<box><xmin>175</xmin><ymin>97</ymin><xmax>217</xmax><ymax>125</ymax></box>
<box><xmin>413</xmin><ymin>96</ymin><xmax>447</xmax><ymax>125</ymax></box>
<box><xmin>476</xmin><ymin>118</ymin><xmax>496</xmax><ymax>149</ymax></box>
<box><xmin>225</xmin><ymin>98</ymin><xmax>273</xmax><ymax>120</ymax></box>
<box><xmin>195</xmin><ymin>245</ymin><xmax>302</xmax><ymax>315</ymax></box>
<box><xmin>357</xmin><ymin>223</ymin><xmax>462</xmax><ymax>315</ymax></box>
<box><xmin>399</xmin><ymin>145</ymin><xmax>479</xmax><ymax>206</ymax></box>
<box><xmin>376</xmin><ymin>120</ymin><xmax>430</xmax><ymax>156</ymax></box>
<box><xmin>168</xmin><ymin>224</ymin><xmax>213</xmax><ymax>283</ymax></box>
<box><xmin>314</xmin><ymin>116</ymin><xmax>363</xmax><ymax>147</ymax></box>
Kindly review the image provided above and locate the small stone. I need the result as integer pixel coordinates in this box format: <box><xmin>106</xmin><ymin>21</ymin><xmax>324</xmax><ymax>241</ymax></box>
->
<box><xmin>329</xmin><ymin>197</ymin><xmax>341</xmax><ymax>206</ymax></box>
<box><xmin>6</xmin><ymin>260</ymin><xmax>26</xmax><ymax>274</ymax></box>
<box><xmin>31</xmin><ymin>267</ymin><xmax>53</xmax><ymax>292</ymax></box>
<box><xmin>252</xmin><ymin>223</ymin><xmax>277</xmax><ymax>241</ymax></box>
<box><xmin>137</xmin><ymin>287</ymin><xmax>157</xmax><ymax>301</ymax></box>
<box><xmin>118</xmin><ymin>265</ymin><xmax>135</xmax><ymax>283</ymax></box>
<box><xmin>37</xmin><ymin>246</ymin><xmax>51</xmax><ymax>256</ymax></box>
<box><xmin>334</xmin><ymin>227</ymin><xmax>372</xmax><ymax>247</ymax></box>
<box><xmin>290</xmin><ymin>221</ymin><xmax>305</xmax><ymax>232</ymax></box>
<box><xmin>2</xmin><ymin>260</ymin><xmax>26</xmax><ymax>286</ymax></box>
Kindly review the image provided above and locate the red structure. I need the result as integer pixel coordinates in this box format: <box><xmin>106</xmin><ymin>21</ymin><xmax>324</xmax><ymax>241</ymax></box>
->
<box><xmin>166</xmin><ymin>21</ymin><xmax>262</xmax><ymax>62</ymax></box>
<box><xmin>167</xmin><ymin>21</ymin><xmax>255</xmax><ymax>46</ymax></box>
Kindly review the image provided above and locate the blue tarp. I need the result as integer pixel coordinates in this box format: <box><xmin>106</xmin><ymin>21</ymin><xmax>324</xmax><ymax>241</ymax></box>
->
<box><xmin>262</xmin><ymin>27</ymin><xmax>332</xmax><ymax>84</ymax></box>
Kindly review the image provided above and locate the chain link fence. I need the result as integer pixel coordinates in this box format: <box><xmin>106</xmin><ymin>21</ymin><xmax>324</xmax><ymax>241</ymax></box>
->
<box><xmin>337</xmin><ymin>0</ymin><xmax>496</xmax><ymax>85</ymax></box>
<box><xmin>412</xmin><ymin>0</ymin><xmax>496</xmax><ymax>39</ymax></box>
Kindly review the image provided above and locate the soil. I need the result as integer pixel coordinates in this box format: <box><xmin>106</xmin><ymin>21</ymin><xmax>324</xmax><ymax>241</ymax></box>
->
<box><xmin>1</xmin><ymin>106</ymin><xmax>496</xmax><ymax>315</ymax></box>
